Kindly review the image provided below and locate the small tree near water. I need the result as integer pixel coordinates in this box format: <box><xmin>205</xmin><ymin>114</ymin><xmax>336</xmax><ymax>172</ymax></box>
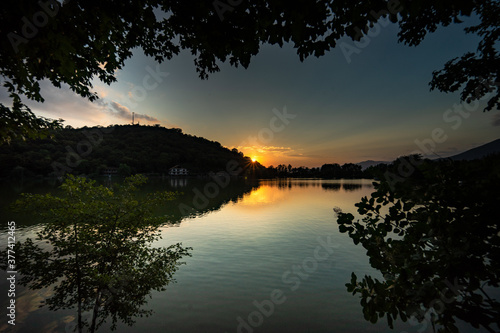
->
<box><xmin>3</xmin><ymin>174</ymin><xmax>191</xmax><ymax>333</ymax></box>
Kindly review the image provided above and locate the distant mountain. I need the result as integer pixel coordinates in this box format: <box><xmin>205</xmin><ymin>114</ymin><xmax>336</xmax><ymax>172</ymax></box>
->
<box><xmin>356</xmin><ymin>160</ymin><xmax>389</xmax><ymax>170</ymax></box>
<box><xmin>357</xmin><ymin>139</ymin><xmax>500</xmax><ymax>169</ymax></box>
<box><xmin>448</xmin><ymin>138</ymin><xmax>500</xmax><ymax>161</ymax></box>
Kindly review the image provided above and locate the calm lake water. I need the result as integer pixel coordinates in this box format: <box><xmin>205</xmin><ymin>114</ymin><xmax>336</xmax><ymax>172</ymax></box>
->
<box><xmin>0</xmin><ymin>178</ymin><xmax>485</xmax><ymax>332</ymax></box>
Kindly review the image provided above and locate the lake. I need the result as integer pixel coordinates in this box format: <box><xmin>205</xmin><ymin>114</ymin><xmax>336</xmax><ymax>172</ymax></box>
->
<box><xmin>0</xmin><ymin>178</ymin><xmax>488</xmax><ymax>332</ymax></box>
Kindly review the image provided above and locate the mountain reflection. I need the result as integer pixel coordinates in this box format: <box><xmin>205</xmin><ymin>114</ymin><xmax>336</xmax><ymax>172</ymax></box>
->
<box><xmin>151</xmin><ymin>178</ymin><xmax>260</xmax><ymax>222</ymax></box>
<box><xmin>0</xmin><ymin>177</ymin><xmax>260</xmax><ymax>229</ymax></box>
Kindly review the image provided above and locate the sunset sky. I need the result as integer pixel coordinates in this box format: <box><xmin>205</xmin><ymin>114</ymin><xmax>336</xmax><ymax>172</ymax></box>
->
<box><xmin>3</xmin><ymin>16</ymin><xmax>499</xmax><ymax>167</ymax></box>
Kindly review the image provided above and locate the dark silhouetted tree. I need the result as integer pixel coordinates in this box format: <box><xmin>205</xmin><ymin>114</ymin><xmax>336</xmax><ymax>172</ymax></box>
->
<box><xmin>336</xmin><ymin>155</ymin><xmax>500</xmax><ymax>332</ymax></box>
<box><xmin>1</xmin><ymin>0</ymin><xmax>498</xmax><ymax>143</ymax></box>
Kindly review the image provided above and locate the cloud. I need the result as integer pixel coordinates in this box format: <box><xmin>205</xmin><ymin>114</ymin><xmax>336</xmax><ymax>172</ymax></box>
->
<box><xmin>109</xmin><ymin>101</ymin><xmax>131</xmax><ymax>118</ymax></box>
<box><xmin>0</xmin><ymin>80</ymin><xmax>109</xmax><ymax>125</ymax></box>
<box><xmin>108</xmin><ymin>101</ymin><xmax>159</xmax><ymax>122</ymax></box>
<box><xmin>260</xmin><ymin>146</ymin><xmax>294</xmax><ymax>153</ymax></box>
<box><xmin>94</xmin><ymin>84</ymin><xmax>110</xmax><ymax>98</ymax></box>
<box><xmin>0</xmin><ymin>80</ymin><xmax>159</xmax><ymax>127</ymax></box>
<box><xmin>236</xmin><ymin>145</ymin><xmax>297</xmax><ymax>156</ymax></box>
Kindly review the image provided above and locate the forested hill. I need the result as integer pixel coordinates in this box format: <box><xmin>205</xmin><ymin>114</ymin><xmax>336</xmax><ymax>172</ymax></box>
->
<box><xmin>0</xmin><ymin>124</ymin><xmax>258</xmax><ymax>178</ymax></box>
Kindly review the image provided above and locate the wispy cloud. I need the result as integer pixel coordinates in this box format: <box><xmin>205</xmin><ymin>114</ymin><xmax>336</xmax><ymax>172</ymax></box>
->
<box><xmin>0</xmin><ymin>80</ymin><xmax>159</xmax><ymax>126</ymax></box>
<box><xmin>236</xmin><ymin>145</ymin><xmax>297</xmax><ymax>156</ymax></box>
<box><xmin>109</xmin><ymin>101</ymin><xmax>131</xmax><ymax>118</ymax></box>
<box><xmin>108</xmin><ymin>101</ymin><xmax>158</xmax><ymax>122</ymax></box>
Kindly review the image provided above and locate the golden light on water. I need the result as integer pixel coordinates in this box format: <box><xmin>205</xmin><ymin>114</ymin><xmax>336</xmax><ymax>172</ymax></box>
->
<box><xmin>237</xmin><ymin>185</ymin><xmax>286</xmax><ymax>207</ymax></box>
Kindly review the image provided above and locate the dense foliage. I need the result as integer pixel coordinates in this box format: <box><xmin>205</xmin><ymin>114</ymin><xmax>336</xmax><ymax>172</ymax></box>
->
<box><xmin>1</xmin><ymin>0</ymin><xmax>498</xmax><ymax>142</ymax></box>
<box><xmin>0</xmin><ymin>124</ymin><xmax>260</xmax><ymax>178</ymax></box>
<box><xmin>336</xmin><ymin>154</ymin><xmax>500</xmax><ymax>332</ymax></box>
<box><xmin>263</xmin><ymin>163</ymin><xmax>364</xmax><ymax>178</ymax></box>
<box><xmin>0</xmin><ymin>101</ymin><xmax>62</xmax><ymax>145</ymax></box>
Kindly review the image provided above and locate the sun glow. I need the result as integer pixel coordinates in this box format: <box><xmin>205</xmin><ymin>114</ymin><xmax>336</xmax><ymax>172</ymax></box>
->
<box><xmin>251</xmin><ymin>157</ymin><xmax>257</xmax><ymax>162</ymax></box>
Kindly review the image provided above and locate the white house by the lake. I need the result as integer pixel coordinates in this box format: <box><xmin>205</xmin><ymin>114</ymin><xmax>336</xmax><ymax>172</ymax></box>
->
<box><xmin>168</xmin><ymin>165</ymin><xmax>188</xmax><ymax>176</ymax></box>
